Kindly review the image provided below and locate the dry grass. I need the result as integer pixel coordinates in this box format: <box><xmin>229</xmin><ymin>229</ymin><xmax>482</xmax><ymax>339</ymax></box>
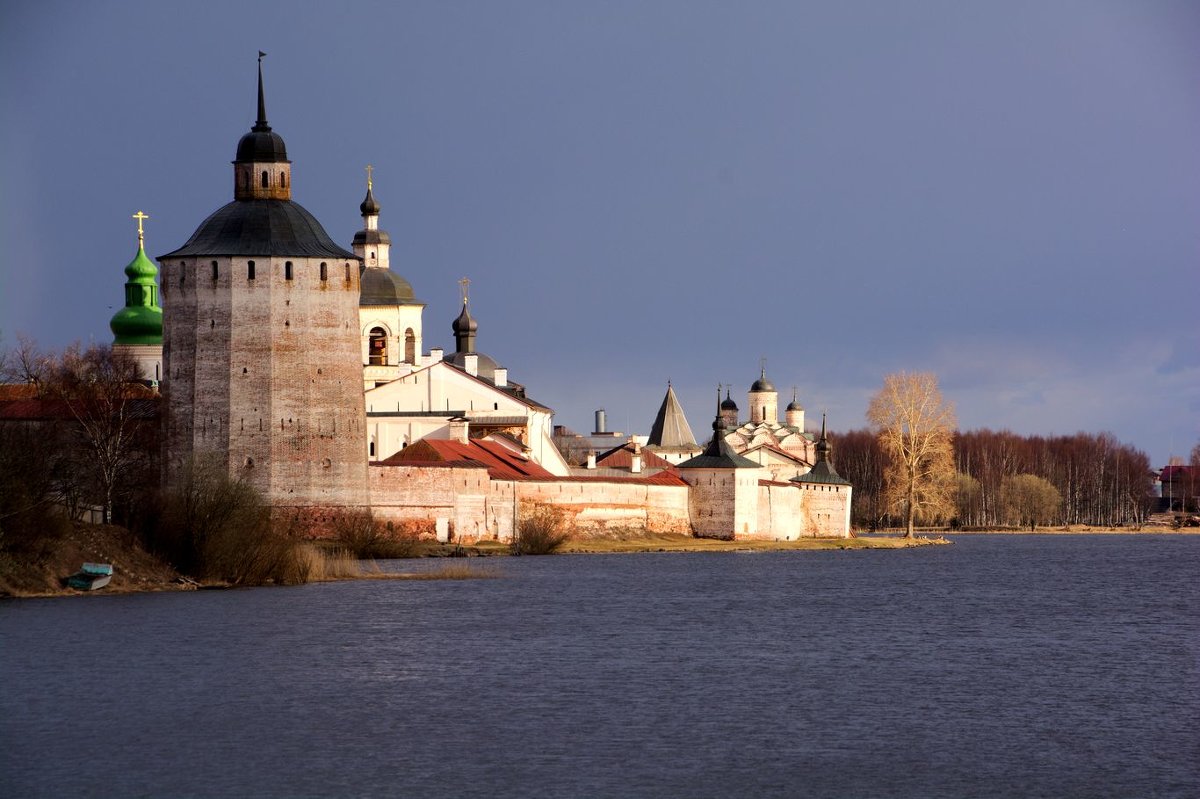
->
<box><xmin>561</xmin><ymin>531</ymin><xmax>946</xmax><ymax>553</ymax></box>
<box><xmin>395</xmin><ymin>562</ymin><xmax>500</xmax><ymax>580</ymax></box>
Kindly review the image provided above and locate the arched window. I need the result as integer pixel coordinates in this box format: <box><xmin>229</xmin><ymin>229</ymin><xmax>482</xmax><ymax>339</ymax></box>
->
<box><xmin>241</xmin><ymin>171</ymin><xmax>248</xmax><ymax>190</ymax></box>
<box><xmin>285</xmin><ymin>261</ymin><xmax>293</xmax><ymax>281</ymax></box>
<box><xmin>261</xmin><ymin>171</ymin><xmax>269</xmax><ymax>188</ymax></box>
<box><xmin>404</xmin><ymin>328</ymin><xmax>416</xmax><ymax>363</ymax></box>
<box><xmin>280</xmin><ymin>172</ymin><xmax>287</xmax><ymax>188</ymax></box>
<box><xmin>319</xmin><ymin>262</ymin><xmax>327</xmax><ymax>281</ymax></box>
<box><xmin>344</xmin><ymin>263</ymin><xmax>351</xmax><ymax>282</ymax></box>
<box><xmin>211</xmin><ymin>261</ymin><xmax>218</xmax><ymax>280</ymax></box>
<box><xmin>248</xmin><ymin>260</ymin><xmax>256</xmax><ymax>280</ymax></box>
<box><xmin>369</xmin><ymin>327</ymin><xmax>388</xmax><ymax>366</ymax></box>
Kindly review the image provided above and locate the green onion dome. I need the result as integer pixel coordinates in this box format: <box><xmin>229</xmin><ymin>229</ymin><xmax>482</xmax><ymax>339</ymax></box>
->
<box><xmin>110</xmin><ymin>244</ymin><xmax>163</xmax><ymax>346</ymax></box>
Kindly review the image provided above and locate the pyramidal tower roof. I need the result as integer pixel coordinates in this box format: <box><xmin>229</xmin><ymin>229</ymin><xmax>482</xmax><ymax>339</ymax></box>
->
<box><xmin>647</xmin><ymin>382</ymin><xmax>697</xmax><ymax>449</ymax></box>
<box><xmin>791</xmin><ymin>413</ymin><xmax>851</xmax><ymax>485</ymax></box>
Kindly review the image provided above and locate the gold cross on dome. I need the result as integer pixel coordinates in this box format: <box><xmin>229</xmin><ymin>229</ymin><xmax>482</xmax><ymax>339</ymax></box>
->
<box><xmin>365</xmin><ymin>164</ymin><xmax>373</xmax><ymax>190</ymax></box>
<box><xmin>458</xmin><ymin>276</ymin><xmax>471</xmax><ymax>306</ymax></box>
<box><xmin>132</xmin><ymin>211</ymin><xmax>149</xmax><ymax>244</ymax></box>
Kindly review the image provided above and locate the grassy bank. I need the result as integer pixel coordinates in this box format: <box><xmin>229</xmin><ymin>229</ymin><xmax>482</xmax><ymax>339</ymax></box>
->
<box><xmin>560</xmin><ymin>531</ymin><xmax>948</xmax><ymax>554</ymax></box>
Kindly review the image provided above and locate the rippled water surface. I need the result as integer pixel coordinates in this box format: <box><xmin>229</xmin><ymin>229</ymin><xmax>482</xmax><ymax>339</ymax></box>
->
<box><xmin>2</xmin><ymin>535</ymin><xmax>1197</xmax><ymax>798</ymax></box>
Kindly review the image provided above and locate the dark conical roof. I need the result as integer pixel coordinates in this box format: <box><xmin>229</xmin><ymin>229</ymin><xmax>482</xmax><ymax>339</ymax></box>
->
<box><xmin>791</xmin><ymin>413</ymin><xmax>850</xmax><ymax>485</ymax></box>
<box><xmin>647</xmin><ymin>383</ymin><xmax>697</xmax><ymax>449</ymax></box>
<box><xmin>235</xmin><ymin>55</ymin><xmax>289</xmax><ymax>164</ymax></box>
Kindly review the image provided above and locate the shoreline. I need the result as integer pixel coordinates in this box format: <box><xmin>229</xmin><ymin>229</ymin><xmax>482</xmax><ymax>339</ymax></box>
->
<box><xmin>6</xmin><ymin>526</ymin><xmax>1195</xmax><ymax>600</ymax></box>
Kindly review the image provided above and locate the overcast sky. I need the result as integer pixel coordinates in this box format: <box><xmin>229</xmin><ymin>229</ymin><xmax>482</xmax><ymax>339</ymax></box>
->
<box><xmin>2</xmin><ymin>1</ymin><xmax>1197</xmax><ymax>465</ymax></box>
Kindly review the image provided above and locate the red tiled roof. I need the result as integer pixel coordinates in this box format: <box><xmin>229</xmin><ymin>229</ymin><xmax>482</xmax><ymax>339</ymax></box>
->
<box><xmin>379</xmin><ymin>437</ymin><xmax>556</xmax><ymax>480</ymax></box>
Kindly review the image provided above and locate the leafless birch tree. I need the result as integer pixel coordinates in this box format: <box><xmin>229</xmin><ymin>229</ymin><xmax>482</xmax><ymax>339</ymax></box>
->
<box><xmin>867</xmin><ymin>371</ymin><xmax>957</xmax><ymax>537</ymax></box>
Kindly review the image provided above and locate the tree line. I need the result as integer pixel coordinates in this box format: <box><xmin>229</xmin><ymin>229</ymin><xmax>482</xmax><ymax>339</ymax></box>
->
<box><xmin>834</xmin><ymin>425</ymin><xmax>1155</xmax><ymax>530</ymax></box>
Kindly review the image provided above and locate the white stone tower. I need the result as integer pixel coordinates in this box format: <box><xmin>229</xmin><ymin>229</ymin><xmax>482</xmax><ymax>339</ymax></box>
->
<box><xmin>748</xmin><ymin>363</ymin><xmax>778</xmax><ymax>424</ymax></box>
<box><xmin>159</xmin><ymin>54</ymin><xmax>369</xmax><ymax>520</ymax></box>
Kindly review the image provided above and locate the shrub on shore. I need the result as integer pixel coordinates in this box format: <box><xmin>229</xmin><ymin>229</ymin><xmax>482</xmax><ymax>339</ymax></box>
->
<box><xmin>330</xmin><ymin>509</ymin><xmax>421</xmax><ymax>559</ymax></box>
<box><xmin>144</xmin><ymin>459</ymin><xmax>312</xmax><ymax>586</ymax></box>
<box><xmin>515</xmin><ymin>503</ymin><xmax>571</xmax><ymax>555</ymax></box>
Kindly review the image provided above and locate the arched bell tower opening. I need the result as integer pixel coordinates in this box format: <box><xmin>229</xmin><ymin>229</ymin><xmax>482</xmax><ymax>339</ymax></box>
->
<box><xmin>404</xmin><ymin>328</ymin><xmax>416</xmax><ymax>363</ymax></box>
<box><xmin>369</xmin><ymin>327</ymin><xmax>388</xmax><ymax>365</ymax></box>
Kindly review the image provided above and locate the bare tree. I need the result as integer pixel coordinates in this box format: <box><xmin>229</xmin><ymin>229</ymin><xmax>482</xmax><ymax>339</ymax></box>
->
<box><xmin>1000</xmin><ymin>473</ymin><xmax>1061</xmax><ymax>530</ymax></box>
<box><xmin>867</xmin><ymin>372</ymin><xmax>957</xmax><ymax>537</ymax></box>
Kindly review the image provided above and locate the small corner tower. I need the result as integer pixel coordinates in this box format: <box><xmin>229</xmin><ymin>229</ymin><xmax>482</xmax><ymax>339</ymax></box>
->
<box><xmin>110</xmin><ymin>210</ymin><xmax>163</xmax><ymax>385</ymax></box>
<box><xmin>789</xmin><ymin>412</ymin><xmax>852</xmax><ymax>537</ymax></box>
<box><xmin>748</xmin><ymin>361</ymin><xmax>778</xmax><ymax>424</ymax></box>
<box><xmin>159</xmin><ymin>53</ymin><xmax>368</xmax><ymax>520</ymax></box>
<box><xmin>678</xmin><ymin>386</ymin><xmax>764</xmax><ymax>539</ymax></box>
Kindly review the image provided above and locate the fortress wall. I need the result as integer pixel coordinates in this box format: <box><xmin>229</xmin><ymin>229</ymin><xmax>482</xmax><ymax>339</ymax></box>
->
<box><xmin>754</xmin><ymin>483</ymin><xmax>805</xmax><ymax>540</ymax></box>
<box><xmin>513</xmin><ymin>479</ymin><xmax>691</xmax><ymax>534</ymax></box>
<box><xmin>796</xmin><ymin>482</ymin><xmax>853</xmax><ymax>538</ymax></box>
<box><xmin>369</xmin><ymin>464</ymin><xmax>489</xmax><ymax>540</ymax></box>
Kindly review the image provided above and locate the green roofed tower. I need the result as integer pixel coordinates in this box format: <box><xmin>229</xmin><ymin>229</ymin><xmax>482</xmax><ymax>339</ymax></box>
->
<box><xmin>110</xmin><ymin>210</ymin><xmax>163</xmax><ymax>384</ymax></box>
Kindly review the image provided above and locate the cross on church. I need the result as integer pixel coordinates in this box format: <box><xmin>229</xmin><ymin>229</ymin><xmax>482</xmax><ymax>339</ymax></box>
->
<box><xmin>132</xmin><ymin>211</ymin><xmax>149</xmax><ymax>244</ymax></box>
<box><xmin>458</xmin><ymin>276</ymin><xmax>470</xmax><ymax>306</ymax></box>
<box><xmin>759</xmin><ymin>356</ymin><xmax>768</xmax><ymax>377</ymax></box>
<box><xmin>365</xmin><ymin>164</ymin><xmax>373</xmax><ymax>190</ymax></box>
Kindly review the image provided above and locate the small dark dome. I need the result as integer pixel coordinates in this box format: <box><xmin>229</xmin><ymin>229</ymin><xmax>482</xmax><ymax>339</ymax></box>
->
<box><xmin>360</xmin><ymin>267</ymin><xmax>417</xmax><ymax>305</ymax></box>
<box><xmin>452</xmin><ymin>304</ymin><xmax>478</xmax><ymax>335</ymax></box>
<box><xmin>751</xmin><ymin>376</ymin><xmax>775</xmax><ymax>392</ymax></box>
<box><xmin>721</xmin><ymin>395</ymin><xmax>738</xmax><ymax>411</ymax></box>
<box><xmin>235</xmin><ymin>128</ymin><xmax>289</xmax><ymax>163</ymax></box>
<box><xmin>360</xmin><ymin>187</ymin><xmax>381</xmax><ymax>216</ymax></box>
<box><xmin>787</xmin><ymin>399</ymin><xmax>803</xmax><ymax>412</ymax></box>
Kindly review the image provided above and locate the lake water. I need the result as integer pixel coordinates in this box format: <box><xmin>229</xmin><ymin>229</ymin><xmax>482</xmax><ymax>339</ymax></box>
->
<box><xmin>1</xmin><ymin>535</ymin><xmax>1197</xmax><ymax>798</ymax></box>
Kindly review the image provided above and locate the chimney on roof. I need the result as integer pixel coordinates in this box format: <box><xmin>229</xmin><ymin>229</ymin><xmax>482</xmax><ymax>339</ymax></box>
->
<box><xmin>463</xmin><ymin>354</ymin><xmax>479</xmax><ymax>377</ymax></box>
<box><xmin>493</xmin><ymin>367</ymin><xmax>507</xmax><ymax>388</ymax></box>
<box><xmin>586</xmin><ymin>450</ymin><xmax>596</xmax><ymax>470</ymax></box>
<box><xmin>594</xmin><ymin>409</ymin><xmax>606</xmax><ymax>435</ymax></box>
<box><xmin>430</xmin><ymin>347</ymin><xmax>444</xmax><ymax>362</ymax></box>
<box><xmin>448</xmin><ymin>417</ymin><xmax>469</xmax><ymax>444</ymax></box>
<box><xmin>631</xmin><ymin>440</ymin><xmax>643</xmax><ymax>474</ymax></box>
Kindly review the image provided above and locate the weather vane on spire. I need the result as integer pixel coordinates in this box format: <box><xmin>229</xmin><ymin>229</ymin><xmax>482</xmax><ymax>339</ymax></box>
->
<box><xmin>458</xmin><ymin>276</ymin><xmax>471</xmax><ymax>307</ymax></box>
<box><xmin>365</xmin><ymin>164</ymin><xmax>373</xmax><ymax>190</ymax></box>
<box><xmin>258</xmin><ymin>50</ymin><xmax>266</xmax><ymax>62</ymax></box>
<box><xmin>132</xmin><ymin>211</ymin><xmax>149</xmax><ymax>246</ymax></box>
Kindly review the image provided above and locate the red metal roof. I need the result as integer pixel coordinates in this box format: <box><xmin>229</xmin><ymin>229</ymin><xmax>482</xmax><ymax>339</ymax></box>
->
<box><xmin>378</xmin><ymin>437</ymin><xmax>556</xmax><ymax>480</ymax></box>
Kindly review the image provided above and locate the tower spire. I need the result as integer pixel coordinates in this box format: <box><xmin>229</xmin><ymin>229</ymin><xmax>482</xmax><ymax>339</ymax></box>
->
<box><xmin>254</xmin><ymin>51</ymin><xmax>270</xmax><ymax>131</ymax></box>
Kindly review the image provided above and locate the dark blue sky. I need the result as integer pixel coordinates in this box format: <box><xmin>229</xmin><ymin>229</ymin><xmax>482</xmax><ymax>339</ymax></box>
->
<box><xmin>3</xmin><ymin>1</ymin><xmax>1197</xmax><ymax>465</ymax></box>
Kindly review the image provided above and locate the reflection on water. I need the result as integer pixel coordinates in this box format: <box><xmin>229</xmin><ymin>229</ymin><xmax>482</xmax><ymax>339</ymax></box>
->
<box><xmin>2</xmin><ymin>536</ymin><xmax>1197</xmax><ymax>798</ymax></box>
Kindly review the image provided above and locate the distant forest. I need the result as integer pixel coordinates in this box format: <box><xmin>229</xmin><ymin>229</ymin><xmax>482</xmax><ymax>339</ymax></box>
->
<box><xmin>834</xmin><ymin>429</ymin><xmax>1156</xmax><ymax>529</ymax></box>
